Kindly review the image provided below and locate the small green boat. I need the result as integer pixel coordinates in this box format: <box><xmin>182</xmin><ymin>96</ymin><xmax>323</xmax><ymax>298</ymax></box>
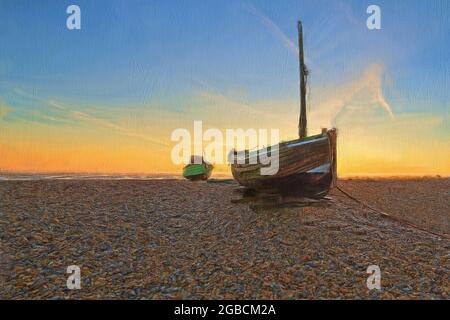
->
<box><xmin>183</xmin><ymin>156</ymin><xmax>213</xmax><ymax>181</ymax></box>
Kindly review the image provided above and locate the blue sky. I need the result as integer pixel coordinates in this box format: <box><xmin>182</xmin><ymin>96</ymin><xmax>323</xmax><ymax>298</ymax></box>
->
<box><xmin>0</xmin><ymin>0</ymin><xmax>449</xmax><ymax>174</ymax></box>
<box><xmin>1</xmin><ymin>0</ymin><xmax>449</xmax><ymax>109</ymax></box>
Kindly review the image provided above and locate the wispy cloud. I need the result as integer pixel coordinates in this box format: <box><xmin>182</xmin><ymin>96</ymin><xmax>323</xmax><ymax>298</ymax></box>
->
<box><xmin>0</xmin><ymin>100</ymin><xmax>13</xmax><ymax>119</ymax></box>
<box><xmin>186</xmin><ymin>71</ymin><xmax>450</xmax><ymax>175</ymax></box>
<box><xmin>309</xmin><ymin>64</ymin><xmax>395</xmax><ymax>130</ymax></box>
<box><xmin>243</xmin><ymin>4</ymin><xmax>298</xmax><ymax>55</ymax></box>
<box><xmin>12</xmin><ymin>88</ymin><xmax>169</xmax><ymax>147</ymax></box>
<box><xmin>336</xmin><ymin>0</ymin><xmax>363</xmax><ymax>28</ymax></box>
<box><xmin>191</xmin><ymin>64</ymin><xmax>395</xmax><ymax>134</ymax></box>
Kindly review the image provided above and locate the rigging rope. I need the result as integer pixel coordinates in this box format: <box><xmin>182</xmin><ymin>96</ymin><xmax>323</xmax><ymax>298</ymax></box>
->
<box><xmin>335</xmin><ymin>185</ymin><xmax>450</xmax><ymax>241</ymax></box>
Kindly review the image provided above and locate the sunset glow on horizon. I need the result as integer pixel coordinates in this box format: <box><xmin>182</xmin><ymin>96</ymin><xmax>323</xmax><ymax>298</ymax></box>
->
<box><xmin>1</xmin><ymin>1</ymin><xmax>449</xmax><ymax>177</ymax></box>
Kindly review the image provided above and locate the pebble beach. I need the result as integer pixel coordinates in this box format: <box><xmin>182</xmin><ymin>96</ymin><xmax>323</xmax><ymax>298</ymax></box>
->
<box><xmin>0</xmin><ymin>178</ymin><xmax>448</xmax><ymax>299</ymax></box>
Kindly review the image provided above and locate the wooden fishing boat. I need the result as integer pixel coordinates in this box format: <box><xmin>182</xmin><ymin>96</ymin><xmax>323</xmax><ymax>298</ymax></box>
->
<box><xmin>230</xmin><ymin>21</ymin><xmax>337</xmax><ymax>197</ymax></box>
<box><xmin>183</xmin><ymin>156</ymin><xmax>213</xmax><ymax>181</ymax></box>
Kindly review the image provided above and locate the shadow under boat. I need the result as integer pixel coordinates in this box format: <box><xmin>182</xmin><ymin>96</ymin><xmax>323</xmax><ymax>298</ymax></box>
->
<box><xmin>231</xmin><ymin>185</ymin><xmax>334</xmax><ymax>212</ymax></box>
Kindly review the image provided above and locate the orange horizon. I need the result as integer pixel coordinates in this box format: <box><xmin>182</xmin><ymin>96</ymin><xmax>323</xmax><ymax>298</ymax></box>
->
<box><xmin>0</xmin><ymin>168</ymin><xmax>448</xmax><ymax>179</ymax></box>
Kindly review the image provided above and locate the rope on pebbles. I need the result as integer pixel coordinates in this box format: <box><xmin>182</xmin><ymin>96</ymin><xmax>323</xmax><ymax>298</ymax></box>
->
<box><xmin>336</xmin><ymin>185</ymin><xmax>450</xmax><ymax>241</ymax></box>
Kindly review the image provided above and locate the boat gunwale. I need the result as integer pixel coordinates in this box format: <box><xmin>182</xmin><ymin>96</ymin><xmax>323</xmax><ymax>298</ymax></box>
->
<box><xmin>230</xmin><ymin>134</ymin><xmax>328</xmax><ymax>162</ymax></box>
<box><xmin>231</xmin><ymin>133</ymin><xmax>329</xmax><ymax>165</ymax></box>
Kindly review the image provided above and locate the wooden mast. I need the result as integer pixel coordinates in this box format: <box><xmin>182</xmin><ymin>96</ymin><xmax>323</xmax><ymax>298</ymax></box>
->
<box><xmin>298</xmin><ymin>20</ymin><xmax>307</xmax><ymax>139</ymax></box>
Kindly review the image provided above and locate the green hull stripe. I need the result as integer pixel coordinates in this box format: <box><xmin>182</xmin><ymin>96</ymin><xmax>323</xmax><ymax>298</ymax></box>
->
<box><xmin>183</xmin><ymin>164</ymin><xmax>207</xmax><ymax>177</ymax></box>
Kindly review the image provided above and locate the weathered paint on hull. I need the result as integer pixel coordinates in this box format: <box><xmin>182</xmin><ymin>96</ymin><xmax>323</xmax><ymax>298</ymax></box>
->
<box><xmin>231</xmin><ymin>129</ymin><xmax>337</xmax><ymax>197</ymax></box>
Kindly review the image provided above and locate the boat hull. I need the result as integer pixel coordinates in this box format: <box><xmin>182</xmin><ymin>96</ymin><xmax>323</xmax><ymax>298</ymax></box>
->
<box><xmin>183</xmin><ymin>163</ymin><xmax>213</xmax><ymax>181</ymax></box>
<box><xmin>230</xmin><ymin>129</ymin><xmax>337</xmax><ymax>197</ymax></box>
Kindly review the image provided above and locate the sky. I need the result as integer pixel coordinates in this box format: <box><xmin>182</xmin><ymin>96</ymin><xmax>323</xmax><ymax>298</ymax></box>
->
<box><xmin>0</xmin><ymin>0</ymin><xmax>449</xmax><ymax>176</ymax></box>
